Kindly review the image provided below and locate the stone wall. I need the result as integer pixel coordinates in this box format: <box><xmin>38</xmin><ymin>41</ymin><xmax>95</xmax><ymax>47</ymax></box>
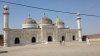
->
<box><xmin>7</xmin><ymin>28</ymin><xmax>78</xmax><ymax>47</ymax></box>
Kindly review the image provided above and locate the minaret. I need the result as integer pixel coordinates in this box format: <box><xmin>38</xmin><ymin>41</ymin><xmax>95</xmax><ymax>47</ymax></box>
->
<box><xmin>40</xmin><ymin>14</ymin><xmax>44</xmax><ymax>43</ymax></box>
<box><xmin>41</xmin><ymin>16</ymin><xmax>43</xmax><ymax>43</ymax></box>
<box><xmin>76</xmin><ymin>13</ymin><xmax>82</xmax><ymax>42</ymax></box>
<box><xmin>3</xmin><ymin>5</ymin><xmax>9</xmax><ymax>47</ymax></box>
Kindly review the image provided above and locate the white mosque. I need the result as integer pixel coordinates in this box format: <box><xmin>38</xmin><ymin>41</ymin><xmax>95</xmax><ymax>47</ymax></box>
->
<box><xmin>3</xmin><ymin>5</ymin><xmax>82</xmax><ymax>47</ymax></box>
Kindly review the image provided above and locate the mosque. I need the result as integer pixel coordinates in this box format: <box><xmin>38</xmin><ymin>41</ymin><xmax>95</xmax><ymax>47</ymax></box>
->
<box><xmin>3</xmin><ymin>5</ymin><xmax>82</xmax><ymax>47</ymax></box>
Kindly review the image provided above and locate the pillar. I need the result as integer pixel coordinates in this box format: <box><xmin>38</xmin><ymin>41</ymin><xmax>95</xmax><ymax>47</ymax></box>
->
<box><xmin>3</xmin><ymin>5</ymin><xmax>9</xmax><ymax>47</ymax></box>
<box><xmin>76</xmin><ymin>13</ymin><xmax>82</xmax><ymax>42</ymax></box>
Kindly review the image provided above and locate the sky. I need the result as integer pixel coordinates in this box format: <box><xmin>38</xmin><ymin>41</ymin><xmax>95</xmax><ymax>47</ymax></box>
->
<box><xmin>0</xmin><ymin>0</ymin><xmax>100</xmax><ymax>35</ymax></box>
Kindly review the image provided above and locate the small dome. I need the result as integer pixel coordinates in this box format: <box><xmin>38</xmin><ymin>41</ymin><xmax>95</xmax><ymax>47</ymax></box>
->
<box><xmin>23</xmin><ymin>17</ymin><xmax>36</xmax><ymax>24</ymax></box>
<box><xmin>39</xmin><ymin>16</ymin><xmax>52</xmax><ymax>24</ymax></box>
<box><xmin>55</xmin><ymin>18</ymin><xmax>65</xmax><ymax>28</ymax></box>
<box><xmin>3</xmin><ymin>5</ymin><xmax>9</xmax><ymax>10</ymax></box>
<box><xmin>56</xmin><ymin>19</ymin><xmax>64</xmax><ymax>25</ymax></box>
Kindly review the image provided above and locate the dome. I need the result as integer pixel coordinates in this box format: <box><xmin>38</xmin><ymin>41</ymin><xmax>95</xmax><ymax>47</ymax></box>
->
<box><xmin>56</xmin><ymin>19</ymin><xmax>64</xmax><ymax>25</ymax></box>
<box><xmin>39</xmin><ymin>16</ymin><xmax>52</xmax><ymax>24</ymax></box>
<box><xmin>22</xmin><ymin>16</ymin><xmax>37</xmax><ymax>29</ymax></box>
<box><xmin>55</xmin><ymin>18</ymin><xmax>65</xmax><ymax>28</ymax></box>
<box><xmin>23</xmin><ymin>17</ymin><xmax>36</xmax><ymax>24</ymax></box>
<box><xmin>3</xmin><ymin>5</ymin><xmax>9</xmax><ymax>10</ymax></box>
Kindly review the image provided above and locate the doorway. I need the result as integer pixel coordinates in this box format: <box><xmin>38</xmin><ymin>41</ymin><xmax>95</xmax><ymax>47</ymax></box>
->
<box><xmin>32</xmin><ymin>37</ymin><xmax>36</xmax><ymax>43</ymax></box>
<box><xmin>15</xmin><ymin>37</ymin><xmax>20</xmax><ymax>44</ymax></box>
<box><xmin>48</xmin><ymin>36</ymin><xmax>52</xmax><ymax>42</ymax></box>
<box><xmin>62</xmin><ymin>36</ymin><xmax>65</xmax><ymax>41</ymax></box>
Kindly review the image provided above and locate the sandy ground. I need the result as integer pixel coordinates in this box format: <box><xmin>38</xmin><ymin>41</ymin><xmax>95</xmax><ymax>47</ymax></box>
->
<box><xmin>0</xmin><ymin>43</ymin><xmax>100</xmax><ymax>56</ymax></box>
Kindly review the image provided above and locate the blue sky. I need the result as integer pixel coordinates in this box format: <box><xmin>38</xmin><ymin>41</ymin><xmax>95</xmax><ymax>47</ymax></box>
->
<box><xmin>0</xmin><ymin>0</ymin><xmax>100</xmax><ymax>35</ymax></box>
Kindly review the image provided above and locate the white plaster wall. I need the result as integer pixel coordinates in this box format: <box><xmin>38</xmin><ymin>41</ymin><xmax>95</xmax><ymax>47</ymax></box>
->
<box><xmin>7</xmin><ymin>28</ymin><xmax>78</xmax><ymax>46</ymax></box>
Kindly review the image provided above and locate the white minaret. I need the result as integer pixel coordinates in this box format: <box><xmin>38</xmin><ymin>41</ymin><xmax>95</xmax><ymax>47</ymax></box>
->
<box><xmin>41</xmin><ymin>16</ymin><xmax>43</xmax><ymax>43</ymax></box>
<box><xmin>76</xmin><ymin>13</ymin><xmax>82</xmax><ymax>42</ymax></box>
<box><xmin>3</xmin><ymin>5</ymin><xmax>9</xmax><ymax>47</ymax></box>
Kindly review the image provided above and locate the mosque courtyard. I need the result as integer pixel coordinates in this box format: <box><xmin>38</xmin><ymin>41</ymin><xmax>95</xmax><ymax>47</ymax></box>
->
<box><xmin>0</xmin><ymin>42</ymin><xmax>100</xmax><ymax>56</ymax></box>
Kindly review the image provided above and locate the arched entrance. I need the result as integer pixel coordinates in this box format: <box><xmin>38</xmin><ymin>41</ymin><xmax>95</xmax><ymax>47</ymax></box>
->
<box><xmin>72</xmin><ymin>35</ymin><xmax>75</xmax><ymax>40</ymax></box>
<box><xmin>32</xmin><ymin>37</ymin><xmax>36</xmax><ymax>43</ymax></box>
<box><xmin>15</xmin><ymin>37</ymin><xmax>20</xmax><ymax>44</ymax></box>
<box><xmin>48</xmin><ymin>36</ymin><xmax>52</xmax><ymax>42</ymax></box>
<box><xmin>62</xmin><ymin>36</ymin><xmax>65</xmax><ymax>41</ymax></box>
<box><xmin>82</xmin><ymin>36</ymin><xmax>87</xmax><ymax>41</ymax></box>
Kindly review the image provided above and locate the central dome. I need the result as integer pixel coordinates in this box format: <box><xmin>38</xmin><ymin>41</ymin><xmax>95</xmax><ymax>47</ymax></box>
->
<box><xmin>39</xmin><ymin>16</ymin><xmax>52</xmax><ymax>24</ymax></box>
<box><xmin>23</xmin><ymin>17</ymin><xmax>36</xmax><ymax>24</ymax></box>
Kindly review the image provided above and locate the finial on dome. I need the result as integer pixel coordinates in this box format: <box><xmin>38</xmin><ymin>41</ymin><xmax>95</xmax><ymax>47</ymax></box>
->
<box><xmin>56</xmin><ymin>16</ymin><xmax>61</xmax><ymax>21</ymax></box>
<box><xmin>29</xmin><ymin>14</ymin><xmax>30</xmax><ymax>16</ymax></box>
<box><xmin>43</xmin><ymin>13</ymin><xmax>46</xmax><ymax>16</ymax></box>
<box><xmin>28</xmin><ymin>14</ymin><xmax>31</xmax><ymax>18</ymax></box>
<box><xmin>57</xmin><ymin>16</ymin><xmax>58</xmax><ymax>18</ymax></box>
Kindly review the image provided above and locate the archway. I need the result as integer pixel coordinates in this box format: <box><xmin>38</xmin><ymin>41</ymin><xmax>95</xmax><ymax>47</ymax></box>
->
<box><xmin>32</xmin><ymin>37</ymin><xmax>36</xmax><ymax>43</ymax></box>
<box><xmin>72</xmin><ymin>35</ymin><xmax>75</xmax><ymax>40</ymax></box>
<box><xmin>62</xmin><ymin>36</ymin><xmax>65</xmax><ymax>41</ymax></box>
<box><xmin>48</xmin><ymin>36</ymin><xmax>52</xmax><ymax>42</ymax></box>
<box><xmin>15</xmin><ymin>37</ymin><xmax>20</xmax><ymax>44</ymax></box>
<box><xmin>82</xmin><ymin>36</ymin><xmax>87</xmax><ymax>41</ymax></box>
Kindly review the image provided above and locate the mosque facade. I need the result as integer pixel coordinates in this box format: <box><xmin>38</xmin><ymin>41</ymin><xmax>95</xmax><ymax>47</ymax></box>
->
<box><xmin>3</xmin><ymin>5</ymin><xmax>82</xmax><ymax>47</ymax></box>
